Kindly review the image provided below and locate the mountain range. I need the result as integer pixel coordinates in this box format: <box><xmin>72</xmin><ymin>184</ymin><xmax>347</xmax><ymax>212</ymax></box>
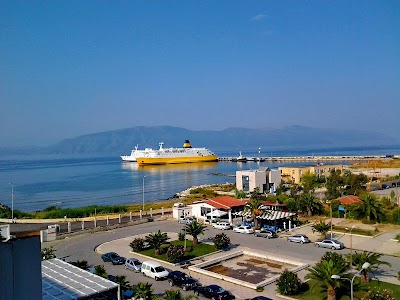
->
<box><xmin>0</xmin><ymin>125</ymin><xmax>398</xmax><ymax>156</ymax></box>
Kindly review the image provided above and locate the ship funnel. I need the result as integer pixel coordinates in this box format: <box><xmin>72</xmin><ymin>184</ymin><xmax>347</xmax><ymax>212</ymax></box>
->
<box><xmin>183</xmin><ymin>140</ymin><xmax>192</xmax><ymax>148</ymax></box>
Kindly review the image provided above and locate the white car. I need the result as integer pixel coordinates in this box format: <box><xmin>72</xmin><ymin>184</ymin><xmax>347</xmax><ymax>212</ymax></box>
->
<box><xmin>212</xmin><ymin>222</ymin><xmax>232</xmax><ymax>230</ymax></box>
<box><xmin>233</xmin><ymin>225</ymin><xmax>254</xmax><ymax>234</ymax></box>
<box><xmin>315</xmin><ymin>239</ymin><xmax>344</xmax><ymax>250</ymax></box>
<box><xmin>178</xmin><ymin>217</ymin><xmax>193</xmax><ymax>224</ymax></box>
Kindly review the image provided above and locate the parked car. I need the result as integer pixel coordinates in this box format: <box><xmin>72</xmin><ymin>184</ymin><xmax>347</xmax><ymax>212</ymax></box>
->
<box><xmin>101</xmin><ymin>252</ymin><xmax>126</xmax><ymax>265</ymax></box>
<box><xmin>141</xmin><ymin>260</ymin><xmax>169</xmax><ymax>281</ymax></box>
<box><xmin>178</xmin><ymin>217</ymin><xmax>193</xmax><ymax>224</ymax></box>
<box><xmin>245</xmin><ymin>297</ymin><xmax>273</xmax><ymax>300</ymax></box>
<box><xmin>167</xmin><ymin>270</ymin><xmax>198</xmax><ymax>291</ymax></box>
<box><xmin>392</xmin><ymin>182</ymin><xmax>400</xmax><ymax>187</ymax></box>
<box><xmin>287</xmin><ymin>234</ymin><xmax>310</xmax><ymax>244</ymax></box>
<box><xmin>315</xmin><ymin>239</ymin><xmax>344</xmax><ymax>250</ymax></box>
<box><xmin>381</xmin><ymin>184</ymin><xmax>390</xmax><ymax>189</ymax></box>
<box><xmin>233</xmin><ymin>225</ymin><xmax>254</xmax><ymax>234</ymax></box>
<box><xmin>212</xmin><ymin>222</ymin><xmax>232</xmax><ymax>230</ymax></box>
<box><xmin>254</xmin><ymin>230</ymin><xmax>278</xmax><ymax>239</ymax></box>
<box><xmin>193</xmin><ymin>284</ymin><xmax>234</xmax><ymax>300</ymax></box>
<box><xmin>125</xmin><ymin>258</ymin><xmax>142</xmax><ymax>272</ymax></box>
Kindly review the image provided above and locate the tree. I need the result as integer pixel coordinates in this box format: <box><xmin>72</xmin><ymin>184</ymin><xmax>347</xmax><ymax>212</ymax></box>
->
<box><xmin>320</xmin><ymin>252</ymin><xmax>347</xmax><ymax>270</ymax></box>
<box><xmin>235</xmin><ymin>189</ymin><xmax>247</xmax><ymax>199</ymax></box>
<box><xmin>326</xmin><ymin>170</ymin><xmax>343</xmax><ymax>200</ymax></box>
<box><xmin>134</xmin><ymin>282</ymin><xmax>154</xmax><ymax>300</ymax></box>
<box><xmin>166</xmin><ymin>245</ymin><xmax>185</xmax><ymax>263</ymax></box>
<box><xmin>94</xmin><ymin>265</ymin><xmax>108</xmax><ymax>278</ymax></box>
<box><xmin>213</xmin><ymin>233</ymin><xmax>231</xmax><ymax>250</ymax></box>
<box><xmin>306</xmin><ymin>259</ymin><xmax>349</xmax><ymax>300</ymax></box>
<box><xmin>299</xmin><ymin>194</ymin><xmax>323</xmax><ymax>216</ymax></box>
<box><xmin>130</xmin><ymin>237</ymin><xmax>146</xmax><ymax>252</ymax></box>
<box><xmin>145</xmin><ymin>230</ymin><xmax>169</xmax><ymax>256</ymax></box>
<box><xmin>164</xmin><ymin>289</ymin><xmax>183</xmax><ymax>300</ymax></box>
<box><xmin>276</xmin><ymin>270</ymin><xmax>301</xmax><ymax>295</ymax></box>
<box><xmin>185</xmin><ymin>220</ymin><xmax>206</xmax><ymax>245</ymax></box>
<box><xmin>312</xmin><ymin>220</ymin><xmax>332</xmax><ymax>240</ymax></box>
<box><xmin>244</xmin><ymin>198</ymin><xmax>264</xmax><ymax>229</ymax></box>
<box><xmin>115</xmin><ymin>275</ymin><xmax>130</xmax><ymax>291</ymax></box>
<box><xmin>75</xmin><ymin>259</ymin><xmax>89</xmax><ymax>270</ymax></box>
<box><xmin>352</xmin><ymin>194</ymin><xmax>386</xmax><ymax>223</ymax></box>
<box><xmin>347</xmin><ymin>251</ymin><xmax>392</xmax><ymax>284</ymax></box>
<box><xmin>41</xmin><ymin>246</ymin><xmax>56</xmax><ymax>260</ymax></box>
<box><xmin>301</xmin><ymin>172</ymin><xmax>319</xmax><ymax>194</ymax></box>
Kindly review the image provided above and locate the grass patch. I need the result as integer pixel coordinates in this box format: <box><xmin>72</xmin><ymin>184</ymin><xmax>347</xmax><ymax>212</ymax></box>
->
<box><xmin>137</xmin><ymin>240</ymin><xmax>216</xmax><ymax>262</ymax></box>
<box><xmin>333</xmin><ymin>226</ymin><xmax>375</xmax><ymax>236</ymax></box>
<box><xmin>292</xmin><ymin>279</ymin><xmax>400</xmax><ymax>300</ymax></box>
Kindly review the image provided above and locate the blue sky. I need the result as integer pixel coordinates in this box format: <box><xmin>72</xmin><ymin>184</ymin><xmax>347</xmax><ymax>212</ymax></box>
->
<box><xmin>1</xmin><ymin>1</ymin><xmax>399</xmax><ymax>146</ymax></box>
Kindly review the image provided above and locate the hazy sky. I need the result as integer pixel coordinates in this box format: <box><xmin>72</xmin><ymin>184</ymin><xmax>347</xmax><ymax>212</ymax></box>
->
<box><xmin>1</xmin><ymin>1</ymin><xmax>399</xmax><ymax>146</ymax></box>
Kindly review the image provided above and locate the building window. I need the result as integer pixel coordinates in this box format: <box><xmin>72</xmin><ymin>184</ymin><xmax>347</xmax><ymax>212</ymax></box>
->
<box><xmin>242</xmin><ymin>175</ymin><xmax>249</xmax><ymax>191</ymax></box>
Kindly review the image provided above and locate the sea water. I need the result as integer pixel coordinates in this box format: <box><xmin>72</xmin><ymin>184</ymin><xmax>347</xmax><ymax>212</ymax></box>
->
<box><xmin>0</xmin><ymin>145</ymin><xmax>398</xmax><ymax>212</ymax></box>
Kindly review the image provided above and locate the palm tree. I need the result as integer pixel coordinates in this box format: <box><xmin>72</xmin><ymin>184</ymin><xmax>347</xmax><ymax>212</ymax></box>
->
<box><xmin>185</xmin><ymin>220</ymin><xmax>206</xmax><ymax>245</ymax></box>
<box><xmin>347</xmin><ymin>251</ymin><xmax>392</xmax><ymax>283</ymax></box>
<box><xmin>299</xmin><ymin>194</ymin><xmax>323</xmax><ymax>217</ymax></box>
<box><xmin>75</xmin><ymin>259</ymin><xmax>89</xmax><ymax>270</ymax></box>
<box><xmin>134</xmin><ymin>282</ymin><xmax>153</xmax><ymax>300</ymax></box>
<box><xmin>94</xmin><ymin>265</ymin><xmax>108</xmax><ymax>278</ymax></box>
<box><xmin>115</xmin><ymin>275</ymin><xmax>130</xmax><ymax>291</ymax></box>
<box><xmin>244</xmin><ymin>198</ymin><xmax>263</xmax><ymax>229</ymax></box>
<box><xmin>306</xmin><ymin>259</ymin><xmax>349</xmax><ymax>300</ymax></box>
<box><xmin>145</xmin><ymin>230</ymin><xmax>169</xmax><ymax>256</ymax></box>
<box><xmin>312</xmin><ymin>220</ymin><xmax>331</xmax><ymax>240</ymax></box>
<box><xmin>353</xmin><ymin>194</ymin><xmax>386</xmax><ymax>223</ymax></box>
<box><xmin>164</xmin><ymin>289</ymin><xmax>182</xmax><ymax>300</ymax></box>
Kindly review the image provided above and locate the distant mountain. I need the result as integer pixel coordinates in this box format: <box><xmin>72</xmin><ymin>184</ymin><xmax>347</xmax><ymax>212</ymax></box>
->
<box><xmin>0</xmin><ymin>125</ymin><xmax>398</xmax><ymax>156</ymax></box>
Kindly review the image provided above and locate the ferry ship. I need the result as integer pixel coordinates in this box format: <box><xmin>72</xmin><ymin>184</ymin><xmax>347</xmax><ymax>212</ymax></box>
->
<box><xmin>135</xmin><ymin>140</ymin><xmax>218</xmax><ymax>165</ymax></box>
<box><xmin>120</xmin><ymin>145</ymin><xmax>156</xmax><ymax>162</ymax></box>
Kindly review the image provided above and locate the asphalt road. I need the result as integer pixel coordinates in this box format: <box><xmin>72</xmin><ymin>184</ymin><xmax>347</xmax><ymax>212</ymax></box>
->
<box><xmin>43</xmin><ymin>219</ymin><xmax>400</xmax><ymax>299</ymax></box>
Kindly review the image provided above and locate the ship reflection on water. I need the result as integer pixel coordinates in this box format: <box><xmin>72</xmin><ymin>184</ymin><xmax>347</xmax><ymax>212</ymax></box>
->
<box><xmin>121</xmin><ymin>161</ymin><xmax>218</xmax><ymax>173</ymax></box>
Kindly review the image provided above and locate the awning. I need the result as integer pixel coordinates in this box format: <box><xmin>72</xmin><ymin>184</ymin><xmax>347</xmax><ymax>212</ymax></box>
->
<box><xmin>233</xmin><ymin>209</ymin><xmax>296</xmax><ymax>220</ymax></box>
<box><xmin>206</xmin><ymin>210</ymin><xmax>228</xmax><ymax>217</ymax></box>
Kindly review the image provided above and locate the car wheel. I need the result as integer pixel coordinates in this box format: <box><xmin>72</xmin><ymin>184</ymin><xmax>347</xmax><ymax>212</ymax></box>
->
<box><xmin>194</xmin><ymin>291</ymin><xmax>199</xmax><ymax>296</ymax></box>
<box><xmin>155</xmin><ymin>277</ymin><xmax>159</xmax><ymax>281</ymax></box>
<box><xmin>212</xmin><ymin>297</ymin><xmax>216</xmax><ymax>300</ymax></box>
<box><xmin>142</xmin><ymin>272</ymin><xmax>146</xmax><ymax>276</ymax></box>
<box><xmin>169</xmin><ymin>280</ymin><xmax>173</xmax><ymax>287</ymax></box>
<box><xmin>182</xmin><ymin>286</ymin><xmax>187</xmax><ymax>291</ymax></box>
<box><xmin>316</xmin><ymin>243</ymin><xmax>319</xmax><ymax>247</ymax></box>
<box><xmin>332</xmin><ymin>246</ymin><xmax>336</xmax><ymax>250</ymax></box>
<box><xmin>301</xmin><ymin>240</ymin><xmax>304</xmax><ymax>244</ymax></box>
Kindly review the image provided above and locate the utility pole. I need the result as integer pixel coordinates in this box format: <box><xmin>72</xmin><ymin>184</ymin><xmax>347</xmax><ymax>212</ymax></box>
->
<box><xmin>142</xmin><ymin>176</ymin><xmax>146</xmax><ymax>214</ymax></box>
<box><xmin>9</xmin><ymin>183</ymin><xmax>14</xmax><ymax>222</ymax></box>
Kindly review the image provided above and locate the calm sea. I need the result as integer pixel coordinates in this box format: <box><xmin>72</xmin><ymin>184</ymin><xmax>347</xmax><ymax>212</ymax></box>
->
<box><xmin>0</xmin><ymin>146</ymin><xmax>398</xmax><ymax>212</ymax></box>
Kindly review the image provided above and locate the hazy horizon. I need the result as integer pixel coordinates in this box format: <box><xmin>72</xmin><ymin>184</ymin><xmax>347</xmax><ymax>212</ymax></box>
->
<box><xmin>1</xmin><ymin>1</ymin><xmax>399</xmax><ymax>147</ymax></box>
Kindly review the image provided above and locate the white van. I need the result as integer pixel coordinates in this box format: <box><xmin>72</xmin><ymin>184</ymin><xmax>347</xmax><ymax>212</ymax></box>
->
<box><xmin>141</xmin><ymin>261</ymin><xmax>169</xmax><ymax>281</ymax></box>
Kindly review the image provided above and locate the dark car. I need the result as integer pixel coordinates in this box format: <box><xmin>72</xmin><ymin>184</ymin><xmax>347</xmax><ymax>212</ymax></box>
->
<box><xmin>245</xmin><ymin>297</ymin><xmax>273</xmax><ymax>300</ymax></box>
<box><xmin>167</xmin><ymin>270</ymin><xmax>198</xmax><ymax>291</ymax></box>
<box><xmin>392</xmin><ymin>182</ymin><xmax>400</xmax><ymax>188</ymax></box>
<box><xmin>101</xmin><ymin>252</ymin><xmax>126</xmax><ymax>265</ymax></box>
<box><xmin>194</xmin><ymin>284</ymin><xmax>234</xmax><ymax>300</ymax></box>
<box><xmin>381</xmin><ymin>184</ymin><xmax>390</xmax><ymax>189</ymax></box>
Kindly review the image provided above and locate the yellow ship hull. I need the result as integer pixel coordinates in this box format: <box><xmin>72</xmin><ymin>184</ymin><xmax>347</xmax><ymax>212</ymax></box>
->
<box><xmin>136</xmin><ymin>155</ymin><xmax>218</xmax><ymax>165</ymax></box>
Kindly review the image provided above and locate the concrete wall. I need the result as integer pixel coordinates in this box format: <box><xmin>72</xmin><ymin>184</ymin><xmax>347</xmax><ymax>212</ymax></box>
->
<box><xmin>0</xmin><ymin>235</ymin><xmax>42</xmax><ymax>300</ymax></box>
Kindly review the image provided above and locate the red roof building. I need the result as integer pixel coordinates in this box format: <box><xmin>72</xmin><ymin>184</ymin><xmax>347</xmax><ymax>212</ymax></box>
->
<box><xmin>204</xmin><ymin>196</ymin><xmax>248</xmax><ymax>210</ymax></box>
<box><xmin>337</xmin><ymin>195</ymin><xmax>363</xmax><ymax>205</ymax></box>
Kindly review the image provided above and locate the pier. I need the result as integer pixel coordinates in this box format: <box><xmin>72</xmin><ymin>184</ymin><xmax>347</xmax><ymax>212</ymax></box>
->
<box><xmin>217</xmin><ymin>155</ymin><xmax>390</xmax><ymax>162</ymax></box>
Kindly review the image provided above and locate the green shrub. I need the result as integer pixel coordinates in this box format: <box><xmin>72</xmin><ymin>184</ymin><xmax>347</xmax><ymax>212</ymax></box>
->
<box><xmin>130</xmin><ymin>238</ymin><xmax>145</xmax><ymax>252</ymax></box>
<box><xmin>166</xmin><ymin>245</ymin><xmax>185</xmax><ymax>263</ymax></box>
<box><xmin>276</xmin><ymin>270</ymin><xmax>301</xmax><ymax>295</ymax></box>
<box><xmin>213</xmin><ymin>233</ymin><xmax>231</xmax><ymax>250</ymax></box>
<box><xmin>361</xmin><ymin>288</ymin><xmax>396</xmax><ymax>300</ymax></box>
<box><xmin>178</xmin><ymin>231</ymin><xmax>185</xmax><ymax>241</ymax></box>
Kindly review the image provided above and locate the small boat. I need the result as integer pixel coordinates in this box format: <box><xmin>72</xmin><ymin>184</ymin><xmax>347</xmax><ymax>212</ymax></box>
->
<box><xmin>236</xmin><ymin>151</ymin><xmax>247</xmax><ymax>162</ymax></box>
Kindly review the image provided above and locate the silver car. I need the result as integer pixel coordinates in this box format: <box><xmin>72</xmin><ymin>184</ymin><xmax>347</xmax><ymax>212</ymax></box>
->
<box><xmin>315</xmin><ymin>239</ymin><xmax>344</xmax><ymax>250</ymax></box>
<box><xmin>287</xmin><ymin>234</ymin><xmax>310</xmax><ymax>244</ymax></box>
<box><xmin>125</xmin><ymin>258</ymin><xmax>142</xmax><ymax>272</ymax></box>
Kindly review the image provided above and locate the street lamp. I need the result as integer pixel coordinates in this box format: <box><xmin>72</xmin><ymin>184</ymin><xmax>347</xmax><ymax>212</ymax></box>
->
<box><xmin>142</xmin><ymin>176</ymin><xmax>146</xmax><ymax>214</ymax></box>
<box><xmin>331</xmin><ymin>262</ymin><xmax>371</xmax><ymax>300</ymax></box>
<box><xmin>9</xmin><ymin>183</ymin><xmax>14</xmax><ymax>222</ymax></box>
<box><xmin>345</xmin><ymin>225</ymin><xmax>357</xmax><ymax>269</ymax></box>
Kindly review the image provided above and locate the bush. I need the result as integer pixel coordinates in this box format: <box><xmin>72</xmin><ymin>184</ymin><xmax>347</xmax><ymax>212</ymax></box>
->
<box><xmin>276</xmin><ymin>270</ymin><xmax>301</xmax><ymax>295</ymax></box>
<box><xmin>213</xmin><ymin>233</ymin><xmax>231</xmax><ymax>250</ymax></box>
<box><xmin>178</xmin><ymin>231</ymin><xmax>185</xmax><ymax>241</ymax></box>
<box><xmin>361</xmin><ymin>288</ymin><xmax>396</xmax><ymax>300</ymax></box>
<box><xmin>130</xmin><ymin>238</ymin><xmax>145</xmax><ymax>252</ymax></box>
<box><xmin>166</xmin><ymin>245</ymin><xmax>185</xmax><ymax>263</ymax></box>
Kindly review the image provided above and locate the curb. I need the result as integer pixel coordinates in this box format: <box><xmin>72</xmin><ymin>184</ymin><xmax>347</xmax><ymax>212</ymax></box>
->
<box><xmin>275</xmin><ymin>294</ymin><xmax>297</xmax><ymax>300</ymax></box>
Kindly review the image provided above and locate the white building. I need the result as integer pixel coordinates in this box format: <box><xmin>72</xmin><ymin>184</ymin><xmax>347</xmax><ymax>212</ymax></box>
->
<box><xmin>236</xmin><ymin>167</ymin><xmax>281</xmax><ymax>193</ymax></box>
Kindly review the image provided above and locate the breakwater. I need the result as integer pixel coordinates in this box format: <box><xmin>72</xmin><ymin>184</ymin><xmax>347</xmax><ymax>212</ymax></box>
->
<box><xmin>218</xmin><ymin>155</ymin><xmax>391</xmax><ymax>162</ymax></box>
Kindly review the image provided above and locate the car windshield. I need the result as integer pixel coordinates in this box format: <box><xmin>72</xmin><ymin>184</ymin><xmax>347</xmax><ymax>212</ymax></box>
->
<box><xmin>331</xmin><ymin>240</ymin><xmax>340</xmax><ymax>243</ymax></box>
<box><xmin>155</xmin><ymin>266</ymin><xmax>165</xmax><ymax>272</ymax></box>
<box><xmin>133</xmin><ymin>261</ymin><xmax>141</xmax><ymax>266</ymax></box>
<box><xmin>216</xmin><ymin>287</ymin><xmax>226</xmax><ymax>293</ymax></box>
<box><xmin>111</xmin><ymin>253</ymin><xmax>119</xmax><ymax>258</ymax></box>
